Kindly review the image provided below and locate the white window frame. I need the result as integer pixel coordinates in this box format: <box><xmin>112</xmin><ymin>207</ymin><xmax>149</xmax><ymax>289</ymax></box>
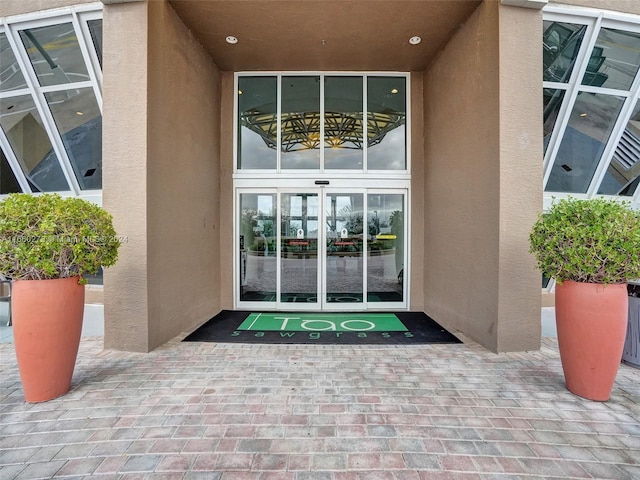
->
<box><xmin>542</xmin><ymin>6</ymin><xmax>640</xmax><ymax>210</ymax></box>
<box><xmin>233</xmin><ymin>72</ymin><xmax>411</xmax><ymax>181</ymax></box>
<box><xmin>0</xmin><ymin>3</ymin><xmax>103</xmax><ymax>205</ymax></box>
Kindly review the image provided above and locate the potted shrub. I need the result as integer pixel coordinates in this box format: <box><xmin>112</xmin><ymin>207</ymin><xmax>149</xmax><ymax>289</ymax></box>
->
<box><xmin>530</xmin><ymin>197</ymin><xmax>640</xmax><ymax>401</ymax></box>
<box><xmin>0</xmin><ymin>193</ymin><xmax>120</xmax><ymax>402</ymax></box>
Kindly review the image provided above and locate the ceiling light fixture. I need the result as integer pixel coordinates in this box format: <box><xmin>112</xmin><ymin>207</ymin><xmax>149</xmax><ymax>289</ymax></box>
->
<box><xmin>391</xmin><ymin>88</ymin><xmax>399</xmax><ymax>94</ymax></box>
<box><xmin>409</xmin><ymin>36</ymin><xmax>422</xmax><ymax>45</ymax></box>
<box><xmin>226</xmin><ymin>36</ymin><xmax>238</xmax><ymax>44</ymax></box>
<box><xmin>76</xmin><ymin>111</ymin><xmax>84</xmax><ymax>116</ymax></box>
<box><xmin>579</xmin><ymin>113</ymin><xmax>588</xmax><ymax>117</ymax></box>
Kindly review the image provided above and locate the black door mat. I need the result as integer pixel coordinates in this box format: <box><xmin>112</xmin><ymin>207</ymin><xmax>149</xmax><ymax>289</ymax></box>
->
<box><xmin>183</xmin><ymin>311</ymin><xmax>461</xmax><ymax>345</ymax></box>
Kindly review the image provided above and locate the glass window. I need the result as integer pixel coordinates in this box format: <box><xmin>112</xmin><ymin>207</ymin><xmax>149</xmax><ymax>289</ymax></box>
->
<box><xmin>239</xmin><ymin>193</ymin><xmax>277</xmax><ymax>302</ymax></box>
<box><xmin>582</xmin><ymin>28</ymin><xmax>640</xmax><ymax>91</ymax></box>
<box><xmin>0</xmin><ymin>149</ymin><xmax>22</xmax><ymax>194</ymax></box>
<box><xmin>0</xmin><ymin>94</ymin><xmax>70</xmax><ymax>192</ymax></box>
<box><xmin>367</xmin><ymin>193</ymin><xmax>404</xmax><ymax>302</ymax></box>
<box><xmin>281</xmin><ymin>76</ymin><xmax>320</xmax><ymax>170</ymax></box>
<box><xmin>543</xmin><ymin>88</ymin><xmax>566</xmax><ymax>154</ymax></box>
<box><xmin>237</xmin><ymin>76</ymin><xmax>277</xmax><ymax>169</ymax></box>
<box><xmin>598</xmin><ymin>98</ymin><xmax>640</xmax><ymax>196</ymax></box>
<box><xmin>324</xmin><ymin>76</ymin><xmax>363</xmax><ymax>170</ymax></box>
<box><xmin>0</xmin><ymin>33</ymin><xmax>28</xmax><ymax>92</ymax></box>
<box><xmin>367</xmin><ymin>77</ymin><xmax>406</xmax><ymax>170</ymax></box>
<box><xmin>546</xmin><ymin>92</ymin><xmax>625</xmax><ymax>193</ymax></box>
<box><xmin>44</xmin><ymin>88</ymin><xmax>102</xmax><ymax>190</ymax></box>
<box><xmin>19</xmin><ymin>23</ymin><xmax>90</xmax><ymax>87</ymax></box>
<box><xmin>543</xmin><ymin>21</ymin><xmax>587</xmax><ymax>83</ymax></box>
<box><xmin>87</xmin><ymin>20</ymin><xmax>103</xmax><ymax>69</ymax></box>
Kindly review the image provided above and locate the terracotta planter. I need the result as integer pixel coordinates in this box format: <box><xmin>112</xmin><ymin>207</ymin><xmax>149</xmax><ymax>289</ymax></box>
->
<box><xmin>555</xmin><ymin>281</ymin><xmax>628</xmax><ymax>401</ymax></box>
<box><xmin>12</xmin><ymin>277</ymin><xmax>85</xmax><ymax>403</ymax></box>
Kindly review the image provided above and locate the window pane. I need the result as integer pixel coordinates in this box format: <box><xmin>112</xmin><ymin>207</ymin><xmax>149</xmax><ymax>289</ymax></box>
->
<box><xmin>0</xmin><ymin>94</ymin><xmax>70</xmax><ymax>192</ymax></box>
<box><xmin>87</xmin><ymin>19</ymin><xmax>103</xmax><ymax>69</ymax></box>
<box><xmin>367</xmin><ymin>194</ymin><xmax>404</xmax><ymax>302</ymax></box>
<box><xmin>546</xmin><ymin>92</ymin><xmax>625</xmax><ymax>193</ymax></box>
<box><xmin>44</xmin><ymin>88</ymin><xmax>102</xmax><ymax>190</ymax></box>
<box><xmin>367</xmin><ymin>77</ymin><xmax>406</xmax><ymax>170</ymax></box>
<box><xmin>19</xmin><ymin>23</ymin><xmax>89</xmax><ymax>87</ymax></box>
<box><xmin>238</xmin><ymin>76</ymin><xmax>277</xmax><ymax>169</ymax></box>
<box><xmin>543</xmin><ymin>21</ymin><xmax>587</xmax><ymax>83</ymax></box>
<box><xmin>543</xmin><ymin>88</ymin><xmax>566</xmax><ymax>154</ymax></box>
<box><xmin>0</xmin><ymin>148</ymin><xmax>22</xmax><ymax>194</ymax></box>
<box><xmin>0</xmin><ymin>33</ymin><xmax>28</xmax><ymax>92</ymax></box>
<box><xmin>582</xmin><ymin>28</ymin><xmax>640</xmax><ymax>91</ymax></box>
<box><xmin>239</xmin><ymin>193</ymin><xmax>276</xmax><ymax>302</ymax></box>
<box><xmin>281</xmin><ymin>76</ymin><xmax>320</xmax><ymax>170</ymax></box>
<box><xmin>324</xmin><ymin>76</ymin><xmax>363</xmax><ymax>170</ymax></box>
<box><xmin>598</xmin><ymin>98</ymin><xmax>640</xmax><ymax>196</ymax></box>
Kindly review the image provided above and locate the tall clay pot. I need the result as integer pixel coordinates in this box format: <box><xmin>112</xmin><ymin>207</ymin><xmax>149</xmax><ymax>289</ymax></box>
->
<box><xmin>12</xmin><ymin>277</ymin><xmax>85</xmax><ymax>403</ymax></box>
<box><xmin>555</xmin><ymin>281</ymin><xmax>628</xmax><ymax>401</ymax></box>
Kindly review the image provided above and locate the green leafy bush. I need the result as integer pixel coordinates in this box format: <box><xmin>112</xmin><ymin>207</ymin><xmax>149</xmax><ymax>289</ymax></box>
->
<box><xmin>0</xmin><ymin>194</ymin><xmax>120</xmax><ymax>283</ymax></box>
<box><xmin>529</xmin><ymin>197</ymin><xmax>640</xmax><ymax>284</ymax></box>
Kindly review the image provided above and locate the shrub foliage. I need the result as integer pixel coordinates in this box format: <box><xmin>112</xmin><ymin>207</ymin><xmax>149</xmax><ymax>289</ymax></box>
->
<box><xmin>0</xmin><ymin>194</ymin><xmax>120</xmax><ymax>283</ymax></box>
<box><xmin>529</xmin><ymin>197</ymin><xmax>640</xmax><ymax>284</ymax></box>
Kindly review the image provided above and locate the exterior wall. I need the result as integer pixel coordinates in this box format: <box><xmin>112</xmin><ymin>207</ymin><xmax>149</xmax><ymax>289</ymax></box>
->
<box><xmin>550</xmin><ymin>0</ymin><xmax>640</xmax><ymax>15</ymax></box>
<box><xmin>219</xmin><ymin>72</ymin><xmax>235</xmax><ymax>310</ymax></box>
<box><xmin>410</xmin><ymin>73</ymin><xmax>426</xmax><ymax>312</ymax></box>
<box><xmin>103</xmin><ymin>0</ymin><xmax>222</xmax><ymax>351</ymax></box>
<box><xmin>423</xmin><ymin>0</ymin><xmax>541</xmax><ymax>352</ymax></box>
<box><xmin>1</xmin><ymin>0</ymin><xmax>95</xmax><ymax>17</ymax></box>
<box><xmin>496</xmin><ymin>4</ymin><xmax>543</xmax><ymax>351</ymax></box>
<box><xmin>102</xmin><ymin>0</ymin><xmax>150</xmax><ymax>352</ymax></box>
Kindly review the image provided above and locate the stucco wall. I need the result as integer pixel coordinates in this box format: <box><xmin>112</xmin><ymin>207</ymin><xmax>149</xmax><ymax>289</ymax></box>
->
<box><xmin>103</xmin><ymin>0</ymin><xmax>221</xmax><ymax>351</ymax></box>
<box><xmin>102</xmin><ymin>0</ymin><xmax>150</xmax><ymax>352</ymax></box>
<box><xmin>0</xmin><ymin>0</ymin><xmax>96</xmax><ymax>18</ymax></box>
<box><xmin>423</xmin><ymin>0</ymin><xmax>541</xmax><ymax>352</ymax></box>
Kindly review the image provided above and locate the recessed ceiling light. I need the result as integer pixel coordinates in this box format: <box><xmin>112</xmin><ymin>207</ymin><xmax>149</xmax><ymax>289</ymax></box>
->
<box><xmin>409</xmin><ymin>36</ymin><xmax>422</xmax><ymax>45</ymax></box>
<box><xmin>226</xmin><ymin>36</ymin><xmax>238</xmax><ymax>44</ymax></box>
<box><xmin>76</xmin><ymin>111</ymin><xmax>84</xmax><ymax>116</ymax></box>
<box><xmin>391</xmin><ymin>88</ymin><xmax>399</xmax><ymax>94</ymax></box>
<box><xmin>579</xmin><ymin>113</ymin><xmax>587</xmax><ymax>117</ymax></box>
<box><xmin>238</xmin><ymin>90</ymin><xmax>243</xmax><ymax>95</ymax></box>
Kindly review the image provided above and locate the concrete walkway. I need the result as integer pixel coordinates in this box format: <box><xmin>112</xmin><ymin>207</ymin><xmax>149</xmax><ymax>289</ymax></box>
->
<box><xmin>1</xmin><ymin>335</ymin><xmax>639</xmax><ymax>479</ymax></box>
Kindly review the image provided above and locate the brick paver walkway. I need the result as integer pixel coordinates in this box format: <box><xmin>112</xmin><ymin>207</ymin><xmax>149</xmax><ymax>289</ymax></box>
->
<box><xmin>1</xmin><ymin>337</ymin><xmax>639</xmax><ymax>479</ymax></box>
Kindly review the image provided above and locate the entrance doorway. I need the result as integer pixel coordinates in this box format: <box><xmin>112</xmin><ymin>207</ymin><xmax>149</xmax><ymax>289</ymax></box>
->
<box><xmin>237</xmin><ymin>188</ymin><xmax>407</xmax><ymax>311</ymax></box>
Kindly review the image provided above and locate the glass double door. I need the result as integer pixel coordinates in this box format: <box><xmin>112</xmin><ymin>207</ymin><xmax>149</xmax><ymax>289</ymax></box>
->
<box><xmin>238</xmin><ymin>189</ymin><xmax>406</xmax><ymax>310</ymax></box>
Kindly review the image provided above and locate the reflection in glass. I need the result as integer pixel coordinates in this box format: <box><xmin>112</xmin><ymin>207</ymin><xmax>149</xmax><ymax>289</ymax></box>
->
<box><xmin>543</xmin><ymin>89</ymin><xmax>565</xmax><ymax>154</ymax></box>
<box><xmin>20</xmin><ymin>23</ymin><xmax>90</xmax><ymax>87</ymax></box>
<box><xmin>367</xmin><ymin>77</ymin><xmax>406</xmax><ymax>170</ymax></box>
<box><xmin>238</xmin><ymin>76</ymin><xmax>277</xmax><ymax>169</ymax></box>
<box><xmin>367</xmin><ymin>194</ymin><xmax>404</xmax><ymax>303</ymax></box>
<box><xmin>0</xmin><ymin>33</ymin><xmax>28</xmax><ymax>92</ymax></box>
<box><xmin>543</xmin><ymin>21</ymin><xmax>587</xmax><ymax>83</ymax></box>
<box><xmin>0</xmin><ymin>94</ymin><xmax>69</xmax><ymax>192</ymax></box>
<box><xmin>598</xmin><ymin>98</ymin><xmax>640</xmax><ymax>196</ymax></box>
<box><xmin>546</xmin><ymin>92</ymin><xmax>625</xmax><ymax>193</ymax></box>
<box><xmin>239</xmin><ymin>193</ymin><xmax>276</xmax><ymax>302</ymax></box>
<box><xmin>582</xmin><ymin>28</ymin><xmax>640</xmax><ymax>91</ymax></box>
<box><xmin>281</xmin><ymin>76</ymin><xmax>320</xmax><ymax>169</ymax></box>
<box><xmin>324</xmin><ymin>77</ymin><xmax>363</xmax><ymax>170</ymax></box>
<box><xmin>87</xmin><ymin>20</ymin><xmax>103</xmax><ymax>69</ymax></box>
<box><xmin>0</xmin><ymin>149</ymin><xmax>22</xmax><ymax>194</ymax></box>
<box><xmin>281</xmin><ymin>193</ymin><xmax>318</xmax><ymax>302</ymax></box>
<box><xmin>44</xmin><ymin>88</ymin><xmax>102</xmax><ymax>190</ymax></box>
<box><xmin>325</xmin><ymin>193</ymin><xmax>364</xmax><ymax>303</ymax></box>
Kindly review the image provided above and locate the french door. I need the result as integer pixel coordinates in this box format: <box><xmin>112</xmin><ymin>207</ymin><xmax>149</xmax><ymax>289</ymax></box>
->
<box><xmin>237</xmin><ymin>187</ymin><xmax>407</xmax><ymax>310</ymax></box>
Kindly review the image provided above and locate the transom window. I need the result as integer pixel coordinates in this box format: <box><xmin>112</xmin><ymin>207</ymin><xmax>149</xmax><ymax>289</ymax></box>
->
<box><xmin>235</xmin><ymin>74</ymin><xmax>408</xmax><ymax>173</ymax></box>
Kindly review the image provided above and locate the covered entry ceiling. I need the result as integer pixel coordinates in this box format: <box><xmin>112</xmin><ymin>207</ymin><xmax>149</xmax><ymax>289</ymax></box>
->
<box><xmin>169</xmin><ymin>0</ymin><xmax>482</xmax><ymax>71</ymax></box>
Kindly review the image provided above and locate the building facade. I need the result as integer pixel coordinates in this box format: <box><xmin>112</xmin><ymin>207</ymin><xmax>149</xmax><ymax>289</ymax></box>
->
<box><xmin>1</xmin><ymin>0</ymin><xmax>638</xmax><ymax>353</ymax></box>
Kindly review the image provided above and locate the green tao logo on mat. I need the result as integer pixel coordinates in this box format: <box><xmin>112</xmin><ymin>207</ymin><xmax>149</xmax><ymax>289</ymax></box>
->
<box><xmin>238</xmin><ymin>313</ymin><xmax>408</xmax><ymax>332</ymax></box>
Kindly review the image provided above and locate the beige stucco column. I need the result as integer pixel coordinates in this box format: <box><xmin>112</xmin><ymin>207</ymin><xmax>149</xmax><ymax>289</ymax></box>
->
<box><xmin>423</xmin><ymin>0</ymin><xmax>543</xmax><ymax>352</ymax></box>
<box><xmin>102</xmin><ymin>0</ymin><xmax>222</xmax><ymax>352</ymax></box>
